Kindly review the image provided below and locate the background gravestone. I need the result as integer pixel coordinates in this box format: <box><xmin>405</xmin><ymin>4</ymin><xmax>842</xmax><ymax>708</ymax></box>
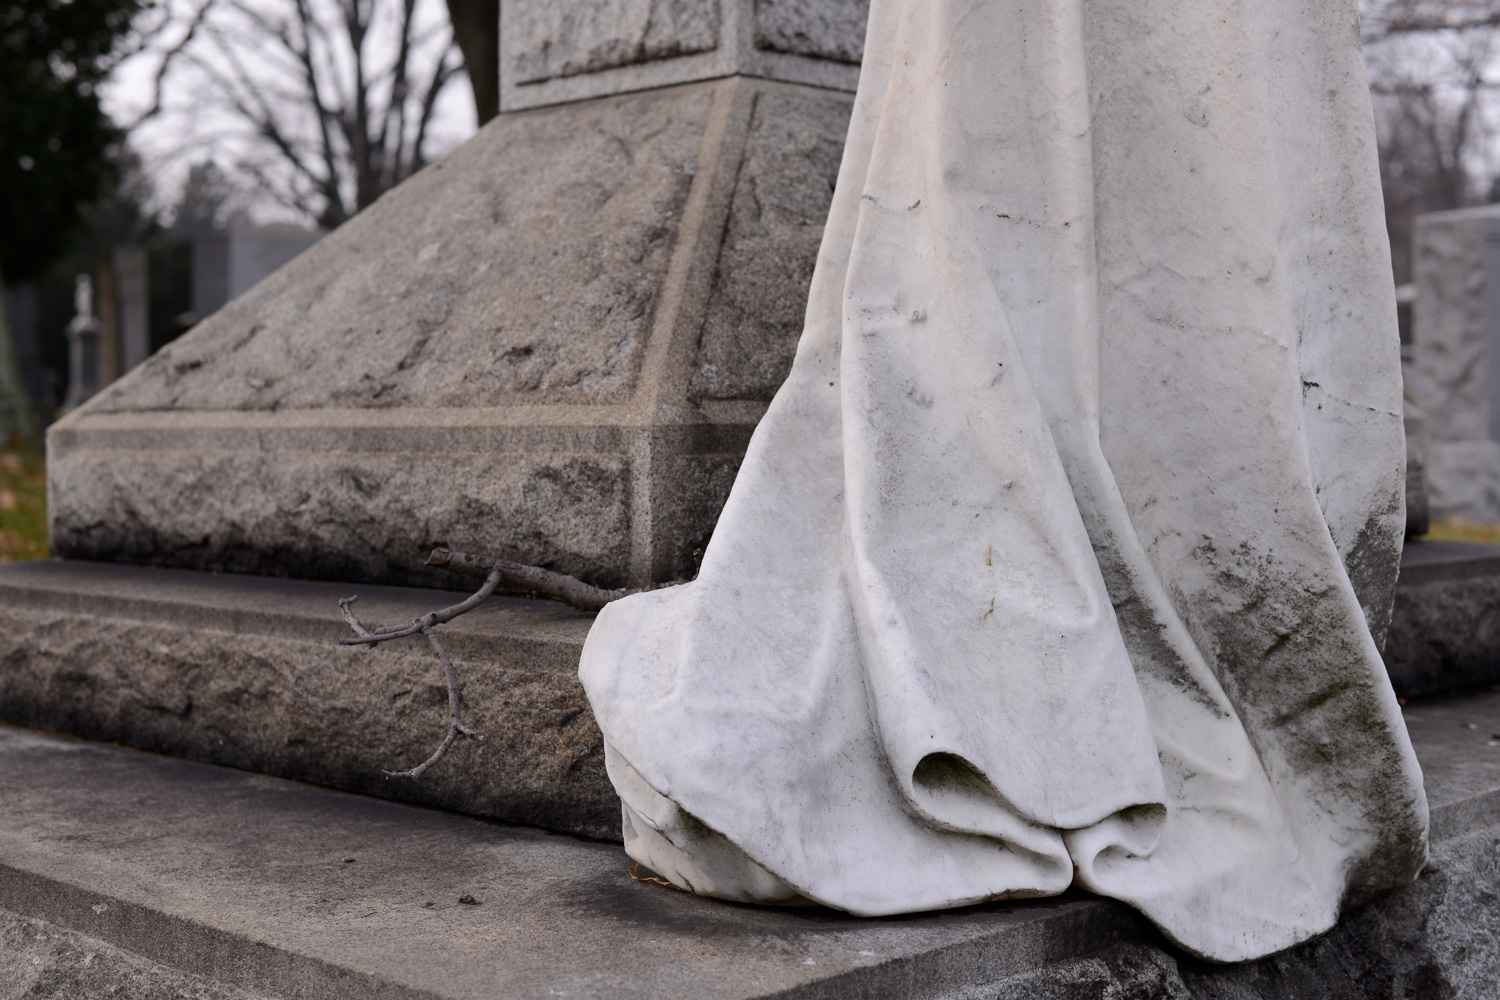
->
<box><xmin>1411</xmin><ymin>205</ymin><xmax>1500</xmax><ymax>522</ymax></box>
<box><xmin>48</xmin><ymin>0</ymin><xmax>869</xmax><ymax>589</ymax></box>
<box><xmin>190</xmin><ymin>225</ymin><xmax>324</xmax><ymax>321</ymax></box>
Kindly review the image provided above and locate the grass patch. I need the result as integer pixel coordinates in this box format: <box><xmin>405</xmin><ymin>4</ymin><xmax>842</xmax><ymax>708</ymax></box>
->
<box><xmin>1421</xmin><ymin>518</ymin><xmax>1500</xmax><ymax>545</ymax></box>
<box><xmin>0</xmin><ymin>439</ymin><xmax>46</xmax><ymax>562</ymax></box>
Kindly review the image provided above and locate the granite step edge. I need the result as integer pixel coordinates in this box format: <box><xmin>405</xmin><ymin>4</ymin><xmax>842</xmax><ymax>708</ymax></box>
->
<box><xmin>0</xmin><ymin>559</ymin><xmax>597</xmax><ymax>655</ymax></box>
<box><xmin>0</xmin><ymin>724</ymin><xmax>1146</xmax><ymax>1000</ymax></box>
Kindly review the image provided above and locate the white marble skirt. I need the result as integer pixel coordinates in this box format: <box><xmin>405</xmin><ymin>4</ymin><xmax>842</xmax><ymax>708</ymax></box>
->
<box><xmin>580</xmin><ymin>0</ymin><xmax>1428</xmax><ymax>963</ymax></box>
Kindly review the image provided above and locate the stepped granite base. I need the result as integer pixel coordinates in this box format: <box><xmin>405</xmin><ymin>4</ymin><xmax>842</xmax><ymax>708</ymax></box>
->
<box><xmin>4</xmin><ymin>542</ymin><xmax>1500</xmax><ymax>841</ymax></box>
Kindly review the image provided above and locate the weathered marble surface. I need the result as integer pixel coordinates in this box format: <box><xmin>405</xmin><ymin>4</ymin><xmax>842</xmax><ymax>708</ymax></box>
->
<box><xmin>1412</xmin><ymin>206</ymin><xmax>1500</xmax><ymax>522</ymax></box>
<box><xmin>583</xmin><ymin>0</ymin><xmax>1422</xmax><ymax>963</ymax></box>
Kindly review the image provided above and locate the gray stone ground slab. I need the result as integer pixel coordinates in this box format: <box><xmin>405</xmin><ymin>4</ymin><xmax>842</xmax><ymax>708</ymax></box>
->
<box><xmin>1</xmin><ymin>689</ymin><xmax>1498</xmax><ymax>998</ymax></box>
<box><xmin>0</xmin><ymin>724</ymin><xmax>1145</xmax><ymax>1000</ymax></box>
<box><xmin>0</xmin><ymin>905</ymin><xmax>277</xmax><ymax>1000</ymax></box>
<box><xmin>1399</xmin><ymin>686</ymin><xmax>1500</xmax><ymax>841</ymax></box>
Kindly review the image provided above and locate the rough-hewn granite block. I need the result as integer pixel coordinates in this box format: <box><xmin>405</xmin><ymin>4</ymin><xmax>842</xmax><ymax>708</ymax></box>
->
<box><xmin>510</xmin><ymin>0</ymin><xmax>722</xmax><ymax>85</ymax></box>
<box><xmin>49</xmin><ymin>78</ymin><xmax>855</xmax><ymax>590</ymax></box>
<box><xmin>753</xmin><ymin>0</ymin><xmax>868</xmax><ymax>63</ymax></box>
<box><xmin>4</xmin><ymin>543</ymin><xmax>1497</xmax><ymax>844</ymax></box>
<box><xmin>1384</xmin><ymin>541</ymin><xmax>1500</xmax><ymax>697</ymax></box>
<box><xmin>500</xmin><ymin>0</ymin><xmax>864</xmax><ymax>111</ymax></box>
<box><xmin>0</xmin><ymin>560</ymin><xmax>616</xmax><ymax>840</ymax></box>
<box><xmin>691</xmin><ymin>86</ymin><xmax>848</xmax><ymax>401</ymax></box>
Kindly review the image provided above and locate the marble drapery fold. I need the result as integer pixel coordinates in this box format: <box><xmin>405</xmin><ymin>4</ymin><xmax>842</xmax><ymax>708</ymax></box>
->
<box><xmin>579</xmin><ymin>0</ymin><xmax>1428</xmax><ymax>962</ymax></box>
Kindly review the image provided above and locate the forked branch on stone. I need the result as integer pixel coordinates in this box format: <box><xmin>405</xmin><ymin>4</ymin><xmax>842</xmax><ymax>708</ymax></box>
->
<box><xmin>339</xmin><ymin>563</ymin><xmax>500</xmax><ymax>779</ymax></box>
<box><xmin>337</xmin><ymin>547</ymin><xmax>666</xmax><ymax>779</ymax></box>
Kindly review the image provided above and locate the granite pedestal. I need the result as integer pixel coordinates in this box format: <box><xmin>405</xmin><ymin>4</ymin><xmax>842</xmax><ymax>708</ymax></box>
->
<box><xmin>48</xmin><ymin>0</ymin><xmax>874</xmax><ymax>591</ymax></box>
<box><xmin>4</xmin><ymin>541</ymin><xmax>1499</xmax><ymax>843</ymax></box>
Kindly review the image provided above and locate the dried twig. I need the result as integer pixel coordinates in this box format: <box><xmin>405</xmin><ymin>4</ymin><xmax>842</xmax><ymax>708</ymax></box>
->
<box><xmin>425</xmin><ymin>548</ymin><xmax>633</xmax><ymax>612</ymax></box>
<box><xmin>339</xmin><ymin>558</ymin><xmax>502</xmax><ymax>646</ymax></box>
<box><xmin>339</xmin><ymin>558</ymin><xmax>503</xmax><ymax>778</ymax></box>
<box><xmin>338</xmin><ymin>548</ymin><xmax>688</xmax><ymax>778</ymax></box>
<box><xmin>629</xmin><ymin>864</ymin><xmax>687</xmax><ymax>891</ymax></box>
<box><xmin>426</xmin><ymin>547</ymin><xmax>691</xmax><ymax>611</ymax></box>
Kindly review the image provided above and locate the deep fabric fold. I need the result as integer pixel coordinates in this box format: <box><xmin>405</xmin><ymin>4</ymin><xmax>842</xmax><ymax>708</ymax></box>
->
<box><xmin>579</xmin><ymin>0</ymin><xmax>1427</xmax><ymax>961</ymax></box>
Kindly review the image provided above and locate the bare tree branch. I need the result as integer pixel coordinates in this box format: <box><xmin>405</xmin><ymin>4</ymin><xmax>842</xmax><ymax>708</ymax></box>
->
<box><xmin>126</xmin><ymin>0</ymin><xmax>218</xmax><ymax>129</ymax></box>
<box><xmin>335</xmin><ymin>548</ymin><xmax>688</xmax><ymax>778</ymax></box>
<box><xmin>411</xmin><ymin>43</ymin><xmax>456</xmax><ymax>172</ymax></box>
<box><xmin>386</xmin><ymin>626</ymin><xmax>483</xmax><ymax>778</ymax></box>
<box><xmin>339</xmin><ymin>559</ymin><xmax>502</xmax><ymax>645</ymax></box>
<box><xmin>182</xmin><ymin>47</ymin><xmax>324</xmax><ymax>197</ymax></box>
<box><xmin>1367</xmin><ymin>11</ymin><xmax>1500</xmax><ymax>43</ymax></box>
<box><xmin>380</xmin><ymin>0</ymin><xmax>419</xmax><ymax>190</ymax></box>
<box><xmin>127</xmin><ymin>0</ymin><xmax>465</xmax><ymax>229</ymax></box>
<box><xmin>424</xmin><ymin>548</ymin><xmax>642</xmax><ymax>613</ymax></box>
<box><xmin>287</xmin><ymin>0</ymin><xmax>354</xmax><ymax>221</ymax></box>
<box><xmin>338</xmin><ymin>561</ymin><xmax>501</xmax><ymax>777</ymax></box>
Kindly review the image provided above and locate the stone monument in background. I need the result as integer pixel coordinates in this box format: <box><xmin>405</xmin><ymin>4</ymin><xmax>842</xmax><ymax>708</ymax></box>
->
<box><xmin>63</xmin><ymin>250</ymin><xmax>152</xmax><ymax>412</ymax></box>
<box><xmin>48</xmin><ymin>0</ymin><xmax>870</xmax><ymax>590</ymax></box>
<box><xmin>1411</xmin><ymin>205</ymin><xmax>1500</xmax><ymax>522</ymax></box>
<box><xmin>190</xmin><ymin>224</ymin><xmax>324</xmax><ymax>320</ymax></box>
<box><xmin>62</xmin><ymin>275</ymin><xmax>101</xmax><ymax>411</ymax></box>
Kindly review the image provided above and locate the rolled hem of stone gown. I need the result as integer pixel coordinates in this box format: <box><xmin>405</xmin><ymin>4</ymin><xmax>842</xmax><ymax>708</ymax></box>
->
<box><xmin>610</xmin><ymin>743</ymin><xmax>811</xmax><ymax>906</ymax></box>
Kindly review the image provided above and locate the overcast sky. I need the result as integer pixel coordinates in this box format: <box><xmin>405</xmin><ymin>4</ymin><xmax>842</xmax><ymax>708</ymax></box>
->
<box><xmin>100</xmin><ymin>0</ymin><xmax>477</xmax><ymax>227</ymax></box>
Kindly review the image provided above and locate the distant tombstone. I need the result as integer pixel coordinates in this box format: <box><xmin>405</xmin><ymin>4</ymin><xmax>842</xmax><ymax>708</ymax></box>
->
<box><xmin>114</xmin><ymin>247</ymin><xmax>151</xmax><ymax>373</ymax></box>
<box><xmin>1411</xmin><ymin>206</ymin><xmax>1500</xmax><ymax>522</ymax></box>
<box><xmin>64</xmin><ymin>275</ymin><xmax>101</xmax><ymax>410</ymax></box>
<box><xmin>191</xmin><ymin>225</ymin><xmax>323</xmax><ymax>319</ymax></box>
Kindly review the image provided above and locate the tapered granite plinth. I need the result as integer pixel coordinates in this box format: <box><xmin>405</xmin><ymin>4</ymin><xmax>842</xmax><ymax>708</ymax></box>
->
<box><xmin>48</xmin><ymin>75</ymin><xmax>854</xmax><ymax>591</ymax></box>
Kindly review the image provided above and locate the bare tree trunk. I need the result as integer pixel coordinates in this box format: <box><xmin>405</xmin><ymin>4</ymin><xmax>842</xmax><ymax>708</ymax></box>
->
<box><xmin>445</xmin><ymin>0</ymin><xmax>498</xmax><ymax>124</ymax></box>
<box><xmin>0</xmin><ymin>266</ymin><xmax>38</xmax><ymax>442</ymax></box>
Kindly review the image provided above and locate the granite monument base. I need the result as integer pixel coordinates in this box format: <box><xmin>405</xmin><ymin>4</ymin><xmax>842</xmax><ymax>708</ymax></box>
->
<box><xmin>3</xmin><ymin>542</ymin><xmax>1499</xmax><ymax>843</ymax></box>
<box><xmin>48</xmin><ymin>76</ymin><xmax>854</xmax><ymax>591</ymax></box>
